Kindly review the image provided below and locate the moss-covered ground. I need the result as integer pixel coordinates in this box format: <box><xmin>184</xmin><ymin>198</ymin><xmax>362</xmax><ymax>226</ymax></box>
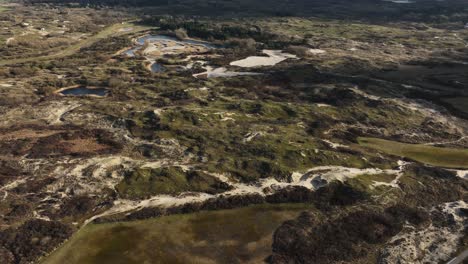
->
<box><xmin>358</xmin><ymin>137</ymin><xmax>468</xmax><ymax>169</ymax></box>
<box><xmin>42</xmin><ymin>203</ymin><xmax>311</xmax><ymax>264</ymax></box>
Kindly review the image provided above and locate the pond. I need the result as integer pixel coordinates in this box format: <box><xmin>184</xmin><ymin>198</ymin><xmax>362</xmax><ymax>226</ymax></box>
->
<box><xmin>123</xmin><ymin>47</ymin><xmax>139</xmax><ymax>57</ymax></box>
<box><xmin>58</xmin><ymin>87</ymin><xmax>108</xmax><ymax>97</ymax></box>
<box><xmin>150</xmin><ymin>62</ymin><xmax>165</xmax><ymax>73</ymax></box>
<box><xmin>42</xmin><ymin>203</ymin><xmax>311</xmax><ymax>264</ymax></box>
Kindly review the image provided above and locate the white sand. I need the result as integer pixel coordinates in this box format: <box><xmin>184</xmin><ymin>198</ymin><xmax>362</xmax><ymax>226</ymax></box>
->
<box><xmin>316</xmin><ymin>103</ymin><xmax>332</xmax><ymax>107</ymax></box>
<box><xmin>322</xmin><ymin>139</ymin><xmax>349</xmax><ymax>149</ymax></box>
<box><xmin>454</xmin><ymin>170</ymin><xmax>468</xmax><ymax>180</ymax></box>
<box><xmin>381</xmin><ymin>201</ymin><xmax>467</xmax><ymax>263</ymax></box>
<box><xmin>193</xmin><ymin>66</ymin><xmax>262</xmax><ymax>78</ymax></box>
<box><xmin>230</xmin><ymin>50</ymin><xmax>297</xmax><ymax>68</ymax></box>
<box><xmin>5</xmin><ymin>37</ymin><xmax>14</xmax><ymax>45</ymax></box>
<box><xmin>82</xmin><ymin>163</ymin><xmax>405</xmax><ymax>224</ymax></box>
<box><xmin>309</xmin><ymin>49</ymin><xmax>326</xmax><ymax>54</ymax></box>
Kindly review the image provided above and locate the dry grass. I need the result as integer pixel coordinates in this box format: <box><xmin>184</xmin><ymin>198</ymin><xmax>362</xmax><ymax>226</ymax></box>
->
<box><xmin>42</xmin><ymin>204</ymin><xmax>311</xmax><ymax>264</ymax></box>
<box><xmin>0</xmin><ymin>129</ymin><xmax>63</xmax><ymax>141</ymax></box>
<box><xmin>62</xmin><ymin>139</ymin><xmax>110</xmax><ymax>154</ymax></box>
<box><xmin>0</xmin><ymin>22</ymin><xmax>153</xmax><ymax>66</ymax></box>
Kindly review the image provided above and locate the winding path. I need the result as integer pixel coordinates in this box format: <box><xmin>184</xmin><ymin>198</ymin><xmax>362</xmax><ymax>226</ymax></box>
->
<box><xmin>424</xmin><ymin>136</ymin><xmax>467</xmax><ymax>146</ymax></box>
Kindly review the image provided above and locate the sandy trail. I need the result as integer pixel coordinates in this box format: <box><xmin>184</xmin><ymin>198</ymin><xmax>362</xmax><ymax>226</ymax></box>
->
<box><xmin>371</xmin><ymin>160</ymin><xmax>408</xmax><ymax>189</ymax></box>
<box><xmin>0</xmin><ymin>176</ymin><xmax>31</xmax><ymax>201</ymax></box>
<box><xmin>5</xmin><ymin>37</ymin><xmax>14</xmax><ymax>45</ymax></box>
<box><xmin>423</xmin><ymin>136</ymin><xmax>467</xmax><ymax>146</ymax></box>
<box><xmin>322</xmin><ymin>139</ymin><xmax>349</xmax><ymax>149</ymax></box>
<box><xmin>0</xmin><ymin>101</ymin><xmax>81</xmax><ymax>126</ymax></box>
<box><xmin>48</xmin><ymin>102</ymin><xmax>81</xmax><ymax>125</ymax></box>
<box><xmin>309</xmin><ymin>49</ymin><xmax>326</xmax><ymax>54</ymax></box>
<box><xmin>83</xmin><ymin>163</ymin><xmax>404</xmax><ymax>224</ymax></box>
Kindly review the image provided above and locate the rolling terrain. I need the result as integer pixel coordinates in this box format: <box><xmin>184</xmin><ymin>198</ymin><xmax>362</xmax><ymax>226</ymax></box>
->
<box><xmin>0</xmin><ymin>0</ymin><xmax>467</xmax><ymax>263</ymax></box>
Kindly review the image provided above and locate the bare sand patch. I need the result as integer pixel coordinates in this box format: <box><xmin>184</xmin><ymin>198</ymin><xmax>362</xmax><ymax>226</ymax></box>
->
<box><xmin>230</xmin><ymin>50</ymin><xmax>297</xmax><ymax>68</ymax></box>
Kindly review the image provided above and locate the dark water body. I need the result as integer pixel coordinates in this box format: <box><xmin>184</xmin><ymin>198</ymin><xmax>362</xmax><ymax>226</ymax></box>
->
<box><xmin>150</xmin><ymin>62</ymin><xmax>165</xmax><ymax>73</ymax></box>
<box><xmin>123</xmin><ymin>47</ymin><xmax>139</xmax><ymax>57</ymax></box>
<box><xmin>59</xmin><ymin>87</ymin><xmax>108</xmax><ymax>96</ymax></box>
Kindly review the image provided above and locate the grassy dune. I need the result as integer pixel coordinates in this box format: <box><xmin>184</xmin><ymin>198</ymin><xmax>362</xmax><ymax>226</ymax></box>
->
<box><xmin>0</xmin><ymin>2</ymin><xmax>7</xmax><ymax>12</ymax></box>
<box><xmin>0</xmin><ymin>22</ymin><xmax>152</xmax><ymax>66</ymax></box>
<box><xmin>358</xmin><ymin>137</ymin><xmax>468</xmax><ymax>169</ymax></box>
<box><xmin>42</xmin><ymin>204</ymin><xmax>311</xmax><ymax>264</ymax></box>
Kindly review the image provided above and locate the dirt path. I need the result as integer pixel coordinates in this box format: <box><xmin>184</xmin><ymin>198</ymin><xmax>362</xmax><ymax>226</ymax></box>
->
<box><xmin>0</xmin><ymin>22</ymin><xmax>152</xmax><ymax>66</ymax></box>
<box><xmin>424</xmin><ymin>136</ymin><xmax>467</xmax><ymax>146</ymax></box>
<box><xmin>81</xmin><ymin>164</ymin><xmax>403</xmax><ymax>225</ymax></box>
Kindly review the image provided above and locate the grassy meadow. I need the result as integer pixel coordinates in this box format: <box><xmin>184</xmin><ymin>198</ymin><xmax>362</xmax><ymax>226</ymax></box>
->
<box><xmin>42</xmin><ymin>204</ymin><xmax>311</xmax><ymax>264</ymax></box>
<box><xmin>358</xmin><ymin>137</ymin><xmax>468</xmax><ymax>169</ymax></box>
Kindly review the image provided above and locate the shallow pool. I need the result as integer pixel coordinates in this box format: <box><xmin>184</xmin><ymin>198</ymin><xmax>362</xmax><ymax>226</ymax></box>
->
<box><xmin>59</xmin><ymin>87</ymin><xmax>108</xmax><ymax>97</ymax></box>
<box><xmin>150</xmin><ymin>62</ymin><xmax>165</xmax><ymax>73</ymax></box>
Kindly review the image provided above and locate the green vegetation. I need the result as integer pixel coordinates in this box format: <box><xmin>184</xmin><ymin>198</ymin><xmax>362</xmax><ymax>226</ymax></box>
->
<box><xmin>115</xmin><ymin>167</ymin><xmax>231</xmax><ymax>199</ymax></box>
<box><xmin>142</xmin><ymin>99</ymin><xmax>378</xmax><ymax>181</ymax></box>
<box><xmin>367</xmin><ymin>173</ymin><xmax>395</xmax><ymax>182</ymax></box>
<box><xmin>352</xmin><ymin>173</ymin><xmax>397</xmax><ymax>186</ymax></box>
<box><xmin>0</xmin><ymin>22</ymin><xmax>152</xmax><ymax>66</ymax></box>
<box><xmin>346</xmin><ymin>173</ymin><xmax>399</xmax><ymax>198</ymax></box>
<box><xmin>42</xmin><ymin>203</ymin><xmax>311</xmax><ymax>264</ymax></box>
<box><xmin>0</xmin><ymin>0</ymin><xmax>7</xmax><ymax>12</ymax></box>
<box><xmin>358</xmin><ymin>137</ymin><xmax>468</xmax><ymax>169</ymax></box>
<box><xmin>2</xmin><ymin>1</ymin><xmax>468</xmax><ymax>263</ymax></box>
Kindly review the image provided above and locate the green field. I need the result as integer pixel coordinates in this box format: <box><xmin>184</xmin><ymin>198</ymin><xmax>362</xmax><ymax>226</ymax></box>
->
<box><xmin>42</xmin><ymin>204</ymin><xmax>311</xmax><ymax>264</ymax></box>
<box><xmin>358</xmin><ymin>137</ymin><xmax>468</xmax><ymax>169</ymax></box>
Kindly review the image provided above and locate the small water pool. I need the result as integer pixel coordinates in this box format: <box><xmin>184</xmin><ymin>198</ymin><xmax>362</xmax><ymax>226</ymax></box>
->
<box><xmin>123</xmin><ymin>47</ymin><xmax>139</xmax><ymax>57</ymax></box>
<box><xmin>150</xmin><ymin>62</ymin><xmax>165</xmax><ymax>73</ymax></box>
<box><xmin>59</xmin><ymin>87</ymin><xmax>108</xmax><ymax>97</ymax></box>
